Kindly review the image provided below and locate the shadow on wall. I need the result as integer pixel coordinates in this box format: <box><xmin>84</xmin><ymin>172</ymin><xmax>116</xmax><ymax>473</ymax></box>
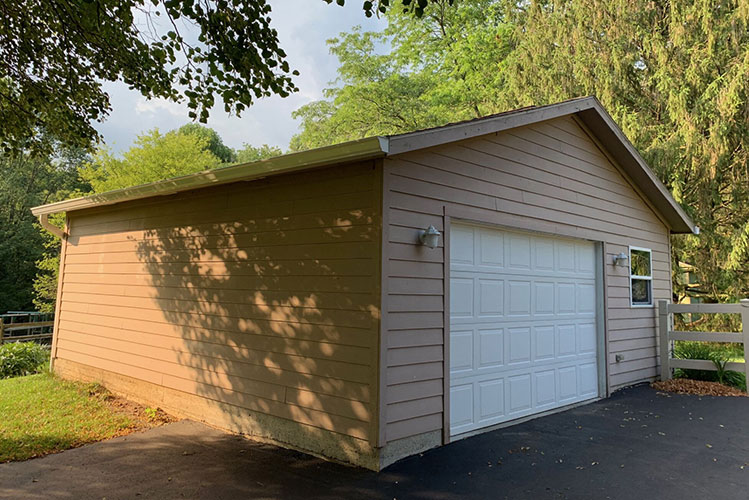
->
<box><xmin>130</xmin><ymin>164</ymin><xmax>380</xmax><ymax>463</ymax></box>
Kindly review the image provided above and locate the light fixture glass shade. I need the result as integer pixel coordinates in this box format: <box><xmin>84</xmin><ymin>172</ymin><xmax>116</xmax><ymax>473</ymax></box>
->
<box><xmin>613</xmin><ymin>252</ymin><xmax>629</xmax><ymax>266</ymax></box>
<box><xmin>419</xmin><ymin>225</ymin><xmax>441</xmax><ymax>249</ymax></box>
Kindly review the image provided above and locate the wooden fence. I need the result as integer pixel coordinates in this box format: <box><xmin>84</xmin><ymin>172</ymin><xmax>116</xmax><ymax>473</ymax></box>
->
<box><xmin>658</xmin><ymin>299</ymin><xmax>749</xmax><ymax>387</ymax></box>
<box><xmin>0</xmin><ymin>312</ymin><xmax>54</xmax><ymax>344</ymax></box>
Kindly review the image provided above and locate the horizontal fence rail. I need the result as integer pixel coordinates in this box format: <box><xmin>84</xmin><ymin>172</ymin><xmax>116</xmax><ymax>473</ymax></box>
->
<box><xmin>659</xmin><ymin>299</ymin><xmax>749</xmax><ymax>391</ymax></box>
<box><xmin>0</xmin><ymin>312</ymin><xmax>54</xmax><ymax>345</ymax></box>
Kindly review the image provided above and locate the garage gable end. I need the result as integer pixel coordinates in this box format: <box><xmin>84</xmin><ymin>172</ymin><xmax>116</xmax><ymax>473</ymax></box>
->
<box><xmin>378</xmin><ymin>114</ymin><xmax>673</xmax><ymax>465</ymax></box>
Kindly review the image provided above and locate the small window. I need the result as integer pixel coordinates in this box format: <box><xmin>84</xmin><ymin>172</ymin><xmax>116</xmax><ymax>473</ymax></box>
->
<box><xmin>630</xmin><ymin>247</ymin><xmax>652</xmax><ymax>306</ymax></box>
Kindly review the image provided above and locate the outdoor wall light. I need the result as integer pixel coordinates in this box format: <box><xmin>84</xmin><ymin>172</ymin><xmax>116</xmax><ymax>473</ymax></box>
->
<box><xmin>613</xmin><ymin>252</ymin><xmax>629</xmax><ymax>267</ymax></box>
<box><xmin>419</xmin><ymin>225</ymin><xmax>441</xmax><ymax>249</ymax></box>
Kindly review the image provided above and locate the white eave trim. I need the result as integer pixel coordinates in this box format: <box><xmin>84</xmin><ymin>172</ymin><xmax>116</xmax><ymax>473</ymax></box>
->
<box><xmin>31</xmin><ymin>136</ymin><xmax>388</xmax><ymax>216</ymax></box>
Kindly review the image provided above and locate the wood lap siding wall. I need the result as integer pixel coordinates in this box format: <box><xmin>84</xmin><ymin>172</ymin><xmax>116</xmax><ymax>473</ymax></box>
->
<box><xmin>382</xmin><ymin>116</ymin><xmax>671</xmax><ymax>443</ymax></box>
<box><xmin>54</xmin><ymin>161</ymin><xmax>382</xmax><ymax>449</ymax></box>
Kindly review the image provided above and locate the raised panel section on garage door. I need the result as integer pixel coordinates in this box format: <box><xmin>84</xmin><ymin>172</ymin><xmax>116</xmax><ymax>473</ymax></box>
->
<box><xmin>449</xmin><ymin>223</ymin><xmax>600</xmax><ymax>436</ymax></box>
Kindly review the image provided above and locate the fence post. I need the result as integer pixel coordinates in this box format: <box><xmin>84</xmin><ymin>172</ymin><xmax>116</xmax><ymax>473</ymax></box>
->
<box><xmin>740</xmin><ymin>300</ymin><xmax>749</xmax><ymax>393</ymax></box>
<box><xmin>658</xmin><ymin>299</ymin><xmax>671</xmax><ymax>380</ymax></box>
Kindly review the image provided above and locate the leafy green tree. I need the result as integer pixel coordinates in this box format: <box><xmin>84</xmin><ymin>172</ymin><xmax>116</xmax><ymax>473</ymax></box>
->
<box><xmin>0</xmin><ymin>146</ymin><xmax>88</xmax><ymax>313</ymax></box>
<box><xmin>235</xmin><ymin>144</ymin><xmax>284</xmax><ymax>164</ymax></box>
<box><xmin>0</xmin><ymin>0</ymin><xmax>450</xmax><ymax>155</ymax></box>
<box><xmin>291</xmin><ymin>1</ymin><xmax>512</xmax><ymax>151</ymax></box>
<box><xmin>79</xmin><ymin>129</ymin><xmax>220</xmax><ymax>193</ymax></box>
<box><xmin>0</xmin><ymin>0</ymin><xmax>298</xmax><ymax>155</ymax></box>
<box><xmin>178</xmin><ymin>124</ymin><xmax>237</xmax><ymax>164</ymax></box>
<box><xmin>32</xmin><ymin>213</ymin><xmax>68</xmax><ymax>313</ymax></box>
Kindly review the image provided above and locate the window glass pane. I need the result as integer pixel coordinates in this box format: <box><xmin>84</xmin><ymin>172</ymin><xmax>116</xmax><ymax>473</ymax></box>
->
<box><xmin>630</xmin><ymin>249</ymin><xmax>651</xmax><ymax>277</ymax></box>
<box><xmin>631</xmin><ymin>278</ymin><xmax>652</xmax><ymax>305</ymax></box>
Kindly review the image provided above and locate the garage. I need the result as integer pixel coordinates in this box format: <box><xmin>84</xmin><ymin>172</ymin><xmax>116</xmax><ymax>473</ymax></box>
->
<box><xmin>449</xmin><ymin>223</ymin><xmax>602</xmax><ymax>436</ymax></box>
<box><xmin>35</xmin><ymin>97</ymin><xmax>697</xmax><ymax>469</ymax></box>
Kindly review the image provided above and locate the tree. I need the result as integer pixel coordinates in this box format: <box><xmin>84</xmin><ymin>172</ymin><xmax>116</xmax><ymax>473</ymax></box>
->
<box><xmin>235</xmin><ymin>144</ymin><xmax>284</xmax><ymax>164</ymax></box>
<box><xmin>499</xmin><ymin>0</ymin><xmax>749</xmax><ymax>320</ymax></box>
<box><xmin>79</xmin><ymin>128</ymin><xmax>220</xmax><ymax>193</ymax></box>
<box><xmin>290</xmin><ymin>1</ymin><xmax>513</xmax><ymax>151</ymax></box>
<box><xmin>0</xmin><ymin>0</ymin><xmax>452</xmax><ymax>156</ymax></box>
<box><xmin>0</xmin><ymin>146</ymin><xmax>88</xmax><ymax>313</ymax></box>
<box><xmin>178</xmin><ymin>124</ymin><xmax>236</xmax><ymax>164</ymax></box>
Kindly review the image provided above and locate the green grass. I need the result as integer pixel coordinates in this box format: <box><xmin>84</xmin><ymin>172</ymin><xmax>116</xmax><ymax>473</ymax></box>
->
<box><xmin>0</xmin><ymin>372</ymin><xmax>134</xmax><ymax>462</ymax></box>
<box><xmin>673</xmin><ymin>341</ymin><xmax>747</xmax><ymax>391</ymax></box>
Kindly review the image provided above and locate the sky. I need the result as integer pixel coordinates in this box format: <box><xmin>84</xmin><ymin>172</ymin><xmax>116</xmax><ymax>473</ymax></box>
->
<box><xmin>95</xmin><ymin>1</ymin><xmax>386</xmax><ymax>154</ymax></box>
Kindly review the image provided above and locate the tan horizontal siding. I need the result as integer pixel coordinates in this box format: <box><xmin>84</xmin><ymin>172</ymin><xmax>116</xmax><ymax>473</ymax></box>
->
<box><xmin>67</xmin><ymin>210</ymin><xmax>377</xmax><ymax>249</ymax></box>
<box><xmin>382</xmin><ymin>115</ymin><xmax>671</xmax><ymax>441</ymax></box>
<box><xmin>64</xmin><ymin>274</ymin><xmax>376</xmax><ymax>296</ymax></box>
<box><xmin>69</xmin><ymin>169</ymin><xmax>376</xmax><ymax>228</ymax></box>
<box><xmin>62</xmin><ymin>283</ymin><xmax>376</xmax><ymax>310</ymax></box>
<box><xmin>55</xmin><ymin>161</ymin><xmax>381</xmax><ymax>445</ymax></box>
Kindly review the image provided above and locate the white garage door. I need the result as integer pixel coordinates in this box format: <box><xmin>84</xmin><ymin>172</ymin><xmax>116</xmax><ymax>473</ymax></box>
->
<box><xmin>449</xmin><ymin>223</ymin><xmax>600</xmax><ymax>436</ymax></box>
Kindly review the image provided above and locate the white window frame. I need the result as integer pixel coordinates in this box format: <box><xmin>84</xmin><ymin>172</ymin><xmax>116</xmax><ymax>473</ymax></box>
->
<box><xmin>629</xmin><ymin>246</ymin><xmax>653</xmax><ymax>308</ymax></box>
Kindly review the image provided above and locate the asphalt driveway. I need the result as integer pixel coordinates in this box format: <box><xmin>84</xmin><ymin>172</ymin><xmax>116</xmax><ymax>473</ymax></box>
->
<box><xmin>1</xmin><ymin>385</ymin><xmax>747</xmax><ymax>499</ymax></box>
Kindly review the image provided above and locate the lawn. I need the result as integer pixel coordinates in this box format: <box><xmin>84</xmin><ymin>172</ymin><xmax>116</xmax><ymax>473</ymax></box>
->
<box><xmin>0</xmin><ymin>372</ymin><xmax>135</xmax><ymax>462</ymax></box>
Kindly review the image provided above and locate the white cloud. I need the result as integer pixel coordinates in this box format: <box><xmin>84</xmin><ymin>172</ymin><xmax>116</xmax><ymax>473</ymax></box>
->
<box><xmin>134</xmin><ymin>97</ymin><xmax>187</xmax><ymax>118</ymax></box>
<box><xmin>94</xmin><ymin>1</ymin><xmax>386</xmax><ymax>155</ymax></box>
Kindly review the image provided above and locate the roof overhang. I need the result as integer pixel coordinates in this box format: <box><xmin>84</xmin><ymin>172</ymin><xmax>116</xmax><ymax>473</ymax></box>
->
<box><xmin>31</xmin><ymin>97</ymin><xmax>696</xmax><ymax>235</ymax></box>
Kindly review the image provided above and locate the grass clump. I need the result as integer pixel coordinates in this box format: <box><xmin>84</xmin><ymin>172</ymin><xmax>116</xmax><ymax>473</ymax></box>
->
<box><xmin>0</xmin><ymin>342</ymin><xmax>49</xmax><ymax>379</ymax></box>
<box><xmin>673</xmin><ymin>341</ymin><xmax>746</xmax><ymax>391</ymax></box>
<box><xmin>0</xmin><ymin>372</ymin><xmax>133</xmax><ymax>462</ymax></box>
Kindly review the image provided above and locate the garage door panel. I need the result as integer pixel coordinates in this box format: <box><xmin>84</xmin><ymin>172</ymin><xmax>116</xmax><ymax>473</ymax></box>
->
<box><xmin>450</xmin><ymin>223</ymin><xmax>600</xmax><ymax>436</ymax></box>
<box><xmin>556</xmin><ymin>241</ymin><xmax>576</xmax><ymax>272</ymax></box>
<box><xmin>479</xmin><ymin>231</ymin><xmax>504</xmax><ymax>267</ymax></box>
<box><xmin>559</xmin><ymin>366</ymin><xmax>578</xmax><ymax>401</ymax></box>
<box><xmin>533</xmin><ymin>238</ymin><xmax>555</xmax><ymax>271</ymax></box>
<box><xmin>557</xmin><ymin>283</ymin><xmax>577</xmax><ymax>314</ymax></box>
<box><xmin>579</xmin><ymin>362</ymin><xmax>599</xmax><ymax>396</ymax></box>
<box><xmin>557</xmin><ymin>324</ymin><xmax>577</xmax><ymax>357</ymax></box>
<box><xmin>535</xmin><ymin>369</ymin><xmax>557</xmax><ymax>407</ymax></box>
<box><xmin>508</xmin><ymin>327</ymin><xmax>531</xmax><ymax>364</ymax></box>
<box><xmin>578</xmin><ymin>323</ymin><xmax>597</xmax><ymax>354</ymax></box>
<box><xmin>533</xmin><ymin>325</ymin><xmax>555</xmax><ymax>361</ymax></box>
<box><xmin>478</xmin><ymin>328</ymin><xmax>503</xmax><ymax>368</ymax></box>
<box><xmin>450</xmin><ymin>278</ymin><xmax>474</xmax><ymax>317</ymax></box>
<box><xmin>478</xmin><ymin>379</ymin><xmax>505</xmax><ymax>422</ymax></box>
<box><xmin>577</xmin><ymin>243</ymin><xmax>596</xmax><ymax>273</ymax></box>
<box><xmin>450</xmin><ymin>330</ymin><xmax>474</xmax><ymax>374</ymax></box>
<box><xmin>451</xmin><ymin>226</ymin><xmax>475</xmax><ymax>264</ymax></box>
<box><xmin>507</xmin><ymin>374</ymin><xmax>532</xmax><ymax>414</ymax></box>
<box><xmin>534</xmin><ymin>281</ymin><xmax>555</xmax><ymax>315</ymax></box>
<box><xmin>450</xmin><ymin>384</ymin><xmax>474</xmax><ymax>432</ymax></box>
<box><xmin>508</xmin><ymin>234</ymin><xmax>532</xmax><ymax>270</ymax></box>
<box><xmin>577</xmin><ymin>283</ymin><xmax>597</xmax><ymax>313</ymax></box>
<box><xmin>478</xmin><ymin>279</ymin><xmax>504</xmax><ymax>316</ymax></box>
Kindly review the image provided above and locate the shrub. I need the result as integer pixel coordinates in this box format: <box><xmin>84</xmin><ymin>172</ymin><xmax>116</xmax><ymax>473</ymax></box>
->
<box><xmin>673</xmin><ymin>341</ymin><xmax>746</xmax><ymax>391</ymax></box>
<box><xmin>0</xmin><ymin>342</ymin><xmax>49</xmax><ymax>379</ymax></box>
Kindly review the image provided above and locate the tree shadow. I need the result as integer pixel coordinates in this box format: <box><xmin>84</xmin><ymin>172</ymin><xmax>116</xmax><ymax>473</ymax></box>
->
<box><xmin>126</xmin><ymin>162</ymin><xmax>381</xmax><ymax>465</ymax></box>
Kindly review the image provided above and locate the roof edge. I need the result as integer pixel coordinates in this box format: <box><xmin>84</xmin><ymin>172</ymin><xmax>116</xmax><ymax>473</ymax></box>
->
<box><xmin>387</xmin><ymin>97</ymin><xmax>598</xmax><ymax>154</ymax></box>
<box><xmin>31</xmin><ymin>136</ymin><xmax>388</xmax><ymax>216</ymax></box>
